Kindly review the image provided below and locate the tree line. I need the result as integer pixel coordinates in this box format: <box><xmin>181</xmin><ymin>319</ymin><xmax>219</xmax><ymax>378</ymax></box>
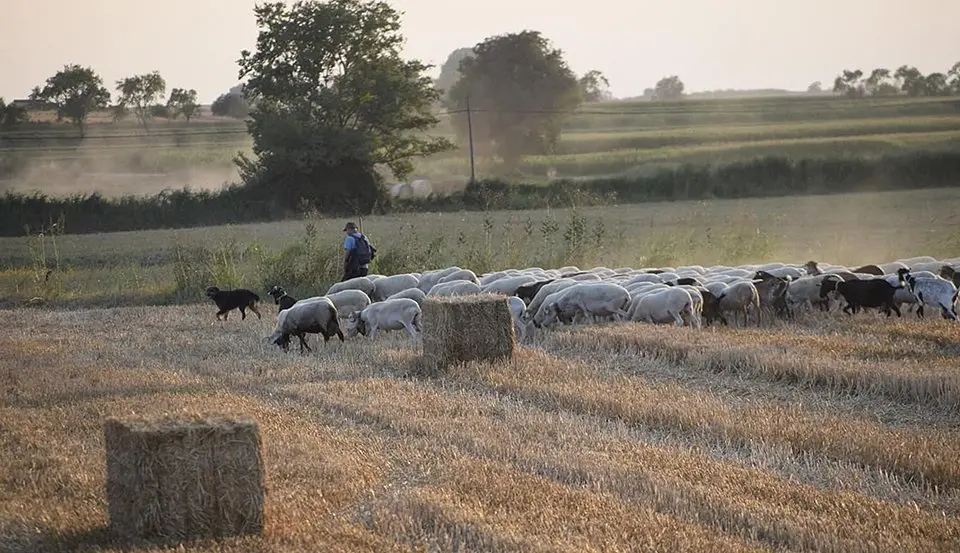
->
<box><xmin>826</xmin><ymin>63</ymin><xmax>960</xmax><ymax>98</ymax></box>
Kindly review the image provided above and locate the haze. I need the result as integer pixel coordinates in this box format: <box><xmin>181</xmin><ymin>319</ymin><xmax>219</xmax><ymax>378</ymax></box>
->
<box><xmin>2</xmin><ymin>0</ymin><xmax>957</xmax><ymax>103</ymax></box>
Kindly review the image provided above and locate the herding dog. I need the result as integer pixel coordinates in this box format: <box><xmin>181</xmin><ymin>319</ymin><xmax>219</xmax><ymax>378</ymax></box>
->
<box><xmin>205</xmin><ymin>286</ymin><xmax>262</xmax><ymax>321</ymax></box>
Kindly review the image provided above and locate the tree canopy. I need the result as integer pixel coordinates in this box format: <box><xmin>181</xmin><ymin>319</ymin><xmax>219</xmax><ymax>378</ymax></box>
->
<box><xmin>167</xmin><ymin>88</ymin><xmax>200</xmax><ymax>121</ymax></box>
<box><xmin>236</xmin><ymin>0</ymin><xmax>452</xmax><ymax>214</ymax></box>
<box><xmin>116</xmin><ymin>71</ymin><xmax>167</xmax><ymax>131</ymax></box>
<box><xmin>447</xmin><ymin>30</ymin><xmax>582</xmax><ymax>167</ymax></box>
<box><xmin>435</xmin><ymin>47</ymin><xmax>474</xmax><ymax>101</ymax></box>
<box><xmin>579</xmin><ymin>70</ymin><xmax>612</xmax><ymax>102</ymax></box>
<box><xmin>30</xmin><ymin>64</ymin><xmax>110</xmax><ymax>137</ymax></box>
<box><xmin>653</xmin><ymin>76</ymin><xmax>685</xmax><ymax>100</ymax></box>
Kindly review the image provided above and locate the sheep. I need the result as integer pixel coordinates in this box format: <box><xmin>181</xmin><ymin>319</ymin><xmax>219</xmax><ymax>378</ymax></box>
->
<box><xmin>326</xmin><ymin>276</ymin><xmax>374</xmax><ymax>298</ymax></box>
<box><xmin>522</xmin><ymin>279</ymin><xmax>579</xmax><ymax>322</ymax></box>
<box><xmin>326</xmin><ymin>289</ymin><xmax>372</xmax><ymax>319</ymax></box>
<box><xmin>534</xmin><ymin>282</ymin><xmax>630</xmax><ymax>328</ymax></box>
<box><xmin>803</xmin><ymin>260</ymin><xmax>823</xmax><ymax>276</ymax></box>
<box><xmin>205</xmin><ymin>286</ymin><xmax>262</xmax><ymax>321</ymax></box>
<box><xmin>624</xmin><ymin>273</ymin><xmax>663</xmax><ymax>286</ymax></box>
<box><xmin>268</xmin><ymin>297</ymin><xmax>343</xmax><ymax>353</ymax></box>
<box><xmin>371</xmin><ymin>273</ymin><xmax>419</xmax><ymax>302</ymax></box>
<box><xmin>899</xmin><ymin>270</ymin><xmax>959</xmax><ymax>320</ymax></box>
<box><xmin>698</xmin><ymin>288</ymin><xmax>724</xmax><ymax>326</ymax></box>
<box><xmin>753</xmin><ymin>272</ymin><xmax>791</xmax><ymax>318</ymax></box>
<box><xmin>437</xmin><ymin>269</ymin><xmax>480</xmax><ymax>286</ymax></box>
<box><xmin>514</xmin><ymin>279</ymin><xmax>557</xmax><ymax>304</ymax></box>
<box><xmin>568</xmin><ymin>272</ymin><xmax>603</xmax><ymax>282</ymax></box>
<box><xmin>481</xmin><ymin>274</ymin><xmax>539</xmax><ymax>296</ymax></box>
<box><xmin>506</xmin><ymin>296</ymin><xmax>531</xmax><ymax>340</ymax></box>
<box><xmin>716</xmin><ymin>281</ymin><xmax>762</xmax><ymax>327</ymax></box>
<box><xmin>267</xmin><ymin>285</ymin><xmax>297</xmax><ymax>313</ymax></box>
<box><xmin>786</xmin><ymin>275</ymin><xmax>836</xmax><ymax>312</ymax></box>
<box><xmin>428</xmin><ymin>280</ymin><xmax>483</xmax><ymax>297</ymax></box>
<box><xmin>417</xmin><ymin>267</ymin><xmax>463</xmax><ymax>292</ymax></box>
<box><xmin>819</xmin><ymin>277</ymin><xmax>902</xmax><ymax>317</ymax></box>
<box><xmin>851</xmin><ymin>264</ymin><xmax>884</xmax><ymax>276</ymax></box>
<box><xmin>940</xmin><ymin>265</ymin><xmax>960</xmax><ymax>288</ymax></box>
<box><xmin>386</xmin><ymin>287</ymin><xmax>427</xmax><ymax>305</ymax></box>
<box><xmin>631</xmin><ymin>288</ymin><xmax>696</xmax><ymax>326</ymax></box>
<box><xmin>346</xmin><ymin>298</ymin><xmax>423</xmax><ymax>339</ymax></box>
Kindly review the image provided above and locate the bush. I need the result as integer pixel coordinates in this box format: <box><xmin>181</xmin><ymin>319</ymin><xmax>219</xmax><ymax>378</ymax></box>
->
<box><xmin>211</xmin><ymin>93</ymin><xmax>249</xmax><ymax>119</ymax></box>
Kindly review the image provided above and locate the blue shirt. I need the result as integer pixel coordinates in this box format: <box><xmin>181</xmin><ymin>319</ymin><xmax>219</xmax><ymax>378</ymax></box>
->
<box><xmin>344</xmin><ymin>232</ymin><xmax>369</xmax><ymax>266</ymax></box>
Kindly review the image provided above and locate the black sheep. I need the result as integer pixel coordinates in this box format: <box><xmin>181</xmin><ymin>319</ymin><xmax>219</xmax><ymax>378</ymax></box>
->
<box><xmin>267</xmin><ymin>285</ymin><xmax>297</xmax><ymax>313</ymax></box>
<box><xmin>819</xmin><ymin>277</ymin><xmax>902</xmax><ymax>317</ymax></box>
<box><xmin>205</xmin><ymin>286</ymin><xmax>262</xmax><ymax>321</ymax></box>
<box><xmin>514</xmin><ymin>279</ymin><xmax>556</xmax><ymax>304</ymax></box>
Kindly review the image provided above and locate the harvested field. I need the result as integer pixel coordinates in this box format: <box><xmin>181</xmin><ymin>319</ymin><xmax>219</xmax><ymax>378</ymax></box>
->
<box><xmin>2</xmin><ymin>303</ymin><xmax>959</xmax><ymax>552</ymax></box>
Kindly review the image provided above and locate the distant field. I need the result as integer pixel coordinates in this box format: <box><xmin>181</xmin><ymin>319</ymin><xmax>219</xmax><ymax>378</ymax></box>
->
<box><xmin>2</xmin><ymin>95</ymin><xmax>960</xmax><ymax>196</ymax></box>
<box><xmin>1</xmin><ymin>295</ymin><xmax>959</xmax><ymax>551</ymax></box>
<box><xmin>1</xmin><ymin>187</ymin><xmax>958</xmax><ymax>309</ymax></box>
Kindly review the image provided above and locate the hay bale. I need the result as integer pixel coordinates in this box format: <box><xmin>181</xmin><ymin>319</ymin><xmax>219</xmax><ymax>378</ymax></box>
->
<box><xmin>421</xmin><ymin>293</ymin><xmax>515</xmax><ymax>372</ymax></box>
<box><xmin>104</xmin><ymin>414</ymin><xmax>265</xmax><ymax>545</ymax></box>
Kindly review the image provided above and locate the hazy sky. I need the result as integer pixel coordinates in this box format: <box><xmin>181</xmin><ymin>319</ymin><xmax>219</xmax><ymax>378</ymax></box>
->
<box><xmin>3</xmin><ymin>0</ymin><xmax>957</xmax><ymax>103</ymax></box>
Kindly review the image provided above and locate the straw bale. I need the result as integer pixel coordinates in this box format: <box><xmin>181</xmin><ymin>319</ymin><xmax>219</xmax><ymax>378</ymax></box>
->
<box><xmin>421</xmin><ymin>294</ymin><xmax>515</xmax><ymax>372</ymax></box>
<box><xmin>104</xmin><ymin>414</ymin><xmax>265</xmax><ymax>545</ymax></box>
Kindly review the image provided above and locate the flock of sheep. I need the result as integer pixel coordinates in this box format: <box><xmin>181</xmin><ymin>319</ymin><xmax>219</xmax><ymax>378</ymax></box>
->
<box><xmin>205</xmin><ymin>255</ymin><xmax>960</xmax><ymax>353</ymax></box>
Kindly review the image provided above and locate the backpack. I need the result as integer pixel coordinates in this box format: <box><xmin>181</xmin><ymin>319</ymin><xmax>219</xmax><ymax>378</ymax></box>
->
<box><xmin>350</xmin><ymin>232</ymin><xmax>376</xmax><ymax>265</ymax></box>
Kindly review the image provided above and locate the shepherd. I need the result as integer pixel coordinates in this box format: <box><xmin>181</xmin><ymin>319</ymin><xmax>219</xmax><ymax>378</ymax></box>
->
<box><xmin>341</xmin><ymin>221</ymin><xmax>376</xmax><ymax>282</ymax></box>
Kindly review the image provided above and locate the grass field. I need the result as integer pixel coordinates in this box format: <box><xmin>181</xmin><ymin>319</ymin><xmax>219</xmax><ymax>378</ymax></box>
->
<box><xmin>2</xmin><ymin>187</ymin><xmax>959</xmax><ymax>309</ymax></box>
<box><xmin>3</xmin><ymin>95</ymin><xmax>960</xmax><ymax>196</ymax></box>
<box><xmin>2</xmin><ymin>297</ymin><xmax>959</xmax><ymax>551</ymax></box>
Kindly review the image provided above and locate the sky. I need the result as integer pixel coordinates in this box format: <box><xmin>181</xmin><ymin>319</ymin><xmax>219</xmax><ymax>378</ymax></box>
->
<box><xmin>2</xmin><ymin>0</ymin><xmax>958</xmax><ymax>104</ymax></box>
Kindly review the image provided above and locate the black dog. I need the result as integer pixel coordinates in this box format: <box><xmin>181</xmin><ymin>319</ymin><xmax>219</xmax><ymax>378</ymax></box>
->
<box><xmin>267</xmin><ymin>285</ymin><xmax>297</xmax><ymax>313</ymax></box>
<box><xmin>205</xmin><ymin>286</ymin><xmax>262</xmax><ymax>321</ymax></box>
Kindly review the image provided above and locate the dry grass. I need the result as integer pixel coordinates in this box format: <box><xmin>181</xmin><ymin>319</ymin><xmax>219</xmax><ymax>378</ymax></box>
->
<box><xmin>2</xmin><ymin>303</ymin><xmax>960</xmax><ymax>552</ymax></box>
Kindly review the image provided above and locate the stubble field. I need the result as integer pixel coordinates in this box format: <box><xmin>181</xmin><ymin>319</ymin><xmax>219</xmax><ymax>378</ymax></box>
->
<box><xmin>1</xmin><ymin>301</ymin><xmax>959</xmax><ymax>552</ymax></box>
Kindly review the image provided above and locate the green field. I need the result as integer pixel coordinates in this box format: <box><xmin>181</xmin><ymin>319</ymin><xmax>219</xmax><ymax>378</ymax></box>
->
<box><xmin>2</xmin><ymin>95</ymin><xmax>960</xmax><ymax>196</ymax></box>
<box><xmin>2</xmin><ymin>187</ymin><xmax>958</xmax><ymax>309</ymax></box>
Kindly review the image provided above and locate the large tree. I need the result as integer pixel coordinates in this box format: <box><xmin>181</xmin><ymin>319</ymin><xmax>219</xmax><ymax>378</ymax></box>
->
<box><xmin>894</xmin><ymin>65</ymin><xmax>926</xmax><ymax>96</ymax></box>
<box><xmin>949</xmin><ymin>61</ymin><xmax>960</xmax><ymax>94</ymax></box>
<box><xmin>116</xmin><ymin>71</ymin><xmax>167</xmax><ymax>131</ymax></box>
<box><xmin>435</xmin><ymin>47</ymin><xmax>474</xmax><ymax>102</ymax></box>
<box><xmin>653</xmin><ymin>76</ymin><xmax>684</xmax><ymax>100</ymax></box>
<box><xmin>29</xmin><ymin>64</ymin><xmax>110</xmax><ymax>137</ymax></box>
<box><xmin>579</xmin><ymin>70</ymin><xmax>612</xmax><ymax>102</ymax></box>
<box><xmin>447</xmin><ymin>30</ymin><xmax>582</xmax><ymax>167</ymax></box>
<box><xmin>166</xmin><ymin>88</ymin><xmax>200</xmax><ymax>121</ymax></box>
<box><xmin>236</xmin><ymin>0</ymin><xmax>452</xmax><ymax>214</ymax></box>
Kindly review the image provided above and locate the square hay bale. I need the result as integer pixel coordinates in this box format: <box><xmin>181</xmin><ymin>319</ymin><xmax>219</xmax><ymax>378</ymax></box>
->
<box><xmin>104</xmin><ymin>414</ymin><xmax>265</xmax><ymax>545</ymax></box>
<box><xmin>421</xmin><ymin>293</ymin><xmax>516</xmax><ymax>372</ymax></box>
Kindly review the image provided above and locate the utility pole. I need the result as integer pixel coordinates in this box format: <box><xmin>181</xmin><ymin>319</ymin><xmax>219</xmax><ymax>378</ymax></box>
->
<box><xmin>466</xmin><ymin>95</ymin><xmax>476</xmax><ymax>184</ymax></box>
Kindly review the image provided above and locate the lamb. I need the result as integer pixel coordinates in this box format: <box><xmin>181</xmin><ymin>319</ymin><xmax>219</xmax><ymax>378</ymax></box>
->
<box><xmin>326</xmin><ymin>289</ymin><xmax>372</xmax><ymax>319</ymax></box>
<box><xmin>205</xmin><ymin>286</ymin><xmax>262</xmax><ymax>321</ymax></box>
<box><xmin>267</xmin><ymin>285</ymin><xmax>297</xmax><ymax>313</ymax></box>
<box><xmin>715</xmin><ymin>281</ymin><xmax>762</xmax><ymax>327</ymax></box>
<box><xmin>899</xmin><ymin>270</ymin><xmax>959</xmax><ymax>320</ymax></box>
<box><xmin>819</xmin><ymin>277</ymin><xmax>903</xmax><ymax>317</ymax></box>
<box><xmin>268</xmin><ymin>297</ymin><xmax>343</xmax><ymax>353</ymax></box>
<box><xmin>428</xmin><ymin>280</ymin><xmax>483</xmax><ymax>297</ymax></box>
<box><xmin>522</xmin><ymin>279</ymin><xmax>579</xmax><ymax>322</ymax></box>
<box><xmin>481</xmin><ymin>274</ymin><xmax>539</xmax><ymax>296</ymax></box>
<box><xmin>326</xmin><ymin>276</ymin><xmax>374</xmax><ymax>298</ymax></box>
<box><xmin>386</xmin><ymin>287</ymin><xmax>427</xmax><ymax>305</ymax></box>
<box><xmin>534</xmin><ymin>282</ymin><xmax>630</xmax><ymax>328</ymax></box>
<box><xmin>345</xmin><ymin>297</ymin><xmax>423</xmax><ymax>339</ymax></box>
<box><xmin>371</xmin><ymin>273</ymin><xmax>419</xmax><ymax>302</ymax></box>
<box><xmin>630</xmin><ymin>288</ymin><xmax>696</xmax><ymax>326</ymax></box>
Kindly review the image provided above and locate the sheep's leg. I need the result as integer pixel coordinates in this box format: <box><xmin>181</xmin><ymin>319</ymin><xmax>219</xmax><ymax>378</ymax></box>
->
<box><xmin>891</xmin><ymin>302</ymin><xmax>902</xmax><ymax>318</ymax></box>
<box><xmin>403</xmin><ymin>321</ymin><xmax>418</xmax><ymax>339</ymax></box>
<box><xmin>368</xmin><ymin>325</ymin><xmax>378</xmax><ymax>339</ymax></box>
<box><xmin>673</xmin><ymin>310</ymin><xmax>684</xmax><ymax>326</ymax></box>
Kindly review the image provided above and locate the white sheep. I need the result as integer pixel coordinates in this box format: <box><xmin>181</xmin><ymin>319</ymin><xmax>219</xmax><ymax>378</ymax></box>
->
<box><xmin>417</xmin><ymin>267</ymin><xmax>462</xmax><ymax>293</ymax></box>
<box><xmin>481</xmin><ymin>274</ymin><xmax>539</xmax><ymax>296</ymax></box>
<box><xmin>630</xmin><ymin>288</ymin><xmax>695</xmax><ymax>326</ymax></box>
<box><xmin>568</xmin><ymin>272</ymin><xmax>602</xmax><ymax>282</ymax></box>
<box><xmin>371</xmin><ymin>273</ymin><xmax>419</xmax><ymax>302</ymax></box>
<box><xmin>716</xmin><ymin>281</ymin><xmax>762</xmax><ymax>327</ymax></box>
<box><xmin>346</xmin><ymin>297</ymin><xmax>423</xmax><ymax>339</ymax></box>
<box><xmin>786</xmin><ymin>275</ymin><xmax>836</xmax><ymax>312</ymax></box>
<box><xmin>522</xmin><ymin>279</ymin><xmax>579</xmax><ymax>322</ymax></box>
<box><xmin>506</xmin><ymin>296</ymin><xmax>531</xmax><ymax>340</ymax></box>
<box><xmin>428</xmin><ymin>280</ymin><xmax>483</xmax><ymax>297</ymax></box>
<box><xmin>268</xmin><ymin>297</ymin><xmax>343</xmax><ymax>353</ymax></box>
<box><xmin>534</xmin><ymin>282</ymin><xmax>630</xmax><ymax>328</ymax></box>
<box><xmin>902</xmin><ymin>272</ymin><xmax>959</xmax><ymax>320</ymax></box>
<box><xmin>437</xmin><ymin>269</ymin><xmax>480</xmax><ymax>286</ymax></box>
<box><xmin>326</xmin><ymin>276</ymin><xmax>374</xmax><ymax>298</ymax></box>
<box><xmin>326</xmin><ymin>289</ymin><xmax>372</xmax><ymax>319</ymax></box>
<box><xmin>386</xmin><ymin>287</ymin><xmax>427</xmax><ymax>305</ymax></box>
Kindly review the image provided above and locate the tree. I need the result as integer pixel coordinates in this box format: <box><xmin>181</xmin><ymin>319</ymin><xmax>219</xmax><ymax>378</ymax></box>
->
<box><xmin>579</xmin><ymin>70</ymin><xmax>612</xmax><ymax>102</ymax></box>
<box><xmin>947</xmin><ymin>61</ymin><xmax>960</xmax><ymax>94</ymax></box>
<box><xmin>166</xmin><ymin>88</ymin><xmax>200</xmax><ymax>121</ymax></box>
<box><xmin>807</xmin><ymin>81</ymin><xmax>823</xmax><ymax>93</ymax></box>
<box><xmin>895</xmin><ymin>65</ymin><xmax>925</xmax><ymax>96</ymax></box>
<box><xmin>29</xmin><ymin>64</ymin><xmax>110</xmax><ymax>137</ymax></box>
<box><xmin>641</xmin><ymin>87</ymin><xmax>655</xmax><ymax>100</ymax></box>
<box><xmin>447</xmin><ymin>30</ymin><xmax>582</xmax><ymax>167</ymax></box>
<box><xmin>211</xmin><ymin>91</ymin><xmax>249</xmax><ymax>118</ymax></box>
<box><xmin>924</xmin><ymin>72</ymin><xmax>949</xmax><ymax>96</ymax></box>
<box><xmin>835</xmin><ymin>69</ymin><xmax>864</xmax><ymax>98</ymax></box>
<box><xmin>237</xmin><ymin>0</ymin><xmax>453</xmax><ymax>214</ymax></box>
<box><xmin>115</xmin><ymin>71</ymin><xmax>166</xmax><ymax>131</ymax></box>
<box><xmin>652</xmin><ymin>76</ymin><xmax>684</xmax><ymax>100</ymax></box>
<box><xmin>865</xmin><ymin>68</ymin><xmax>897</xmax><ymax>96</ymax></box>
<box><xmin>0</xmin><ymin>98</ymin><xmax>29</xmax><ymax>129</ymax></box>
<box><xmin>435</xmin><ymin>47</ymin><xmax>474</xmax><ymax>102</ymax></box>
